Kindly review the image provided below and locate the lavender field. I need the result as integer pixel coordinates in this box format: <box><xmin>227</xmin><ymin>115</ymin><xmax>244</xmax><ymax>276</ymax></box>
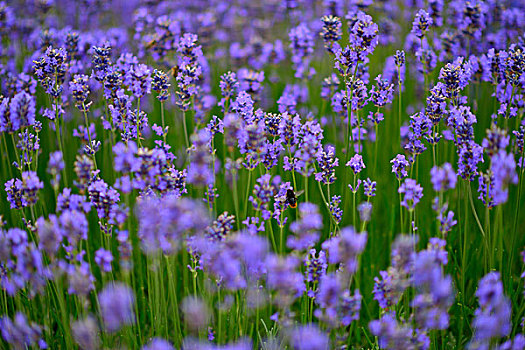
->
<box><xmin>0</xmin><ymin>0</ymin><xmax>524</xmax><ymax>349</ymax></box>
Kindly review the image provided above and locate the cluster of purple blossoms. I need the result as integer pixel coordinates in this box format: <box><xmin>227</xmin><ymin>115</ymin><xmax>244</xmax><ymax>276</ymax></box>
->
<box><xmin>373</xmin><ymin>235</ymin><xmax>418</xmax><ymax>310</ymax></box>
<box><xmin>0</xmin><ymin>312</ymin><xmax>46</xmax><ymax>349</ymax></box>
<box><xmin>314</xmin><ymin>273</ymin><xmax>361</xmax><ymax>328</ymax></box>
<box><xmin>238</xmin><ymin>69</ymin><xmax>265</xmax><ymax>102</ymax></box>
<box><xmin>329</xmin><ymin>195</ymin><xmax>343</xmax><ymax>224</ymax></box>
<box><xmin>289</xmin><ymin>23</ymin><xmax>315</xmax><ymax>79</ymax></box>
<box><xmin>398</xmin><ymin>178</ymin><xmax>424</xmax><ymax>210</ymax></box>
<box><xmin>0</xmin><ymin>227</ymin><xmax>51</xmax><ymax>297</ymax></box>
<box><xmin>95</xmin><ymin>248</ymin><xmax>113</xmax><ymax>272</ymax></box>
<box><xmin>438</xmin><ymin>58</ymin><xmax>472</xmax><ymax>100</ymax></box>
<box><xmin>91</xmin><ymin>44</ymin><xmax>112</xmax><ymax>82</ymax></box>
<box><xmin>363</xmin><ymin>178</ymin><xmax>376</xmax><ymax>197</ymax></box>
<box><xmin>69</xmin><ymin>74</ymin><xmax>92</xmax><ymax>111</ymax></box>
<box><xmin>289</xmin><ymin>202</ymin><xmax>323</xmax><ymax>251</ymax></box>
<box><xmin>137</xmin><ymin>194</ymin><xmax>209</xmax><ymax>255</ymax></box>
<box><xmin>219</xmin><ymin>71</ymin><xmax>239</xmax><ymax>112</ymax></box>
<box><xmin>88</xmin><ymin>179</ymin><xmax>120</xmax><ymax>222</ymax></box>
<box><xmin>175</xmin><ymin>33</ymin><xmax>203</xmax><ymax>111</ymax></box>
<box><xmin>315</xmin><ymin>145</ymin><xmax>339</xmax><ymax>184</ymax></box>
<box><xmin>348</xmin><ymin>11</ymin><xmax>379</xmax><ymax>63</ymax></box>
<box><xmin>249</xmin><ymin>174</ymin><xmax>280</xmax><ymax>221</ymax></box>
<box><xmin>1</xmin><ymin>91</ymin><xmax>36</xmax><ymax>132</ymax></box>
<box><xmin>412</xmin><ymin>239</ymin><xmax>454</xmax><ymax>330</ymax></box>
<box><xmin>370</xmin><ymin>312</ymin><xmax>430</xmax><ymax>350</ymax></box>
<box><xmin>390</xmin><ymin>154</ymin><xmax>411</xmax><ymax>180</ymax></box>
<box><xmin>347</xmin><ymin>153</ymin><xmax>365</xmax><ymax>174</ymax></box>
<box><xmin>32</xmin><ymin>46</ymin><xmax>67</xmax><ymax>98</ymax></box>
<box><xmin>265</xmin><ymin>254</ymin><xmax>305</xmax><ymax>308</ymax></box>
<box><xmin>5</xmin><ymin>171</ymin><xmax>43</xmax><ymax>209</ymax></box>
<box><xmin>98</xmin><ymin>282</ymin><xmax>135</xmax><ymax>332</ymax></box>
<box><xmin>206</xmin><ymin>212</ymin><xmax>235</xmax><ymax>242</ymax></box>
<box><xmin>469</xmin><ymin>272</ymin><xmax>511</xmax><ymax>349</ymax></box>
<box><xmin>430</xmin><ymin>163</ymin><xmax>457</xmax><ymax>192</ymax></box>
<box><xmin>322</xmin><ymin>226</ymin><xmax>367</xmax><ymax>276</ymax></box>
<box><xmin>479</xmin><ymin>149</ymin><xmax>518</xmax><ymax>207</ymax></box>
<box><xmin>152</xmin><ymin>69</ymin><xmax>170</xmax><ymax>101</ymax></box>
<box><xmin>288</xmin><ymin>324</ymin><xmax>329</xmax><ymax>350</ymax></box>
<box><xmin>305</xmin><ymin>248</ymin><xmax>327</xmax><ymax>285</ymax></box>
<box><xmin>411</xmin><ymin>10</ymin><xmax>433</xmax><ymax>38</ymax></box>
<box><xmin>289</xmin><ymin>120</ymin><xmax>323</xmax><ymax>176</ymax></box>
<box><xmin>320</xmin><ymin>15</ymin><xmax>342</xmax><ymax>53</ymax></box>
<box><xmin>370</xmin><ymin>74</ymin><xmax>394</xmax><ymax>109</ymax></box>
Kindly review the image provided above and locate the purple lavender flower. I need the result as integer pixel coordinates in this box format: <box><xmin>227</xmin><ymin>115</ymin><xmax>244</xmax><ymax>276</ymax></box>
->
<box><xmin>438</xmin><ymin>58</ymin><xmax>472</xmax><ymax>100</ymax></box>
<box><xmin>321</xmin><ymin>74</ymin><xmax>340</xmax><ymax>101</ymax></box>
<box><xmin>456</xmin><ymin>0</ymin><xmax>487</xmax><ymax>40</ymax></box>
<box><xmin>98</xmin><ymin>282</ymin><xmax>135</xmax><ymax>332</ymax></box>
<box><xmin>288</xmin><ymin>203</ymin><xmax>322</xmax><ymax>251</ymax></box>
<box><xmin>289</xmin><ymin>23</ymin><xmax>315</xmax><ymax>79</ymax></box>
<box><xmin>206</xmin><ymin>212</ymin><xmax>235</xmax><ymax>242</ymax></box>
<box><xmin>348</xmin><ymin>11</ymin><xmax>379</xmax><ymax>62</ymax></box>
<box><xmin>0</xmin><ymin>312</ymin><xmax>45</xmax><ymax>349</ymax></box>
<box><xmin>9</xmin><ymin>91</ymin><xmax>36</xmax><ymax>131</ymax></box>
<box><xmin>370</xmin><ymin>74</ymin><xmax>394</xmax><ymax>108</ymax></box>
<box><xmin>47</xmin><ymin>151</ymin><xmax>64</xmax><ymax>188</ymax></box>
<box><xmin>249</xmin><ymin>174</ymin><xmax>279</xmax><ymax>220</ymax></box>
<box><xmin>434</xmin><ymin>201</ymin><xmax>457</xmax><ymax>236</ymax></box>
<box><xmin>490</xmin><ymin>150</ymin><xmax>518</xmax><ymax>205</ymax></box>
<box><xmin>95</xmin><ymin>248</ymin><xmax>113</xmax><ymax>272</ymax></box>
<box><xmin>458</xmin><ymin>140</ymin><xmax>484</xmax><ymax>181</ymax></box>
<box><xmin>329</xmin><ymin>195</ymin><xmax>343</xmax><ymax>224</ymax></box>
<box><xmin>91</xmin><ymin>44</ymin><xmax>112</xmax><ymax>82</ymax></box>
<box><xmin>315</xmin><ymin>145</ymin><xmax>339</xmax><ymax>185</ymax></box>
<box><xmin>137</xmin><ymin>194</ymin><xmax>209</xmax><ymax>255</ymax></box>
<box><xmin>322</xmin><ymin>226</ymin><xmax>367</xmax><ymax>274</ymax></box>
<box><xmin>412</xmin><ymin>248</ymin><xmax>454</xmax><ymax>330</ymax></box>
<box><xmin>72</xmin><ymin>316</ymin><xmax>100</xmax><ymax>350</ymax></box>
<box><xmin>370</xmin><ymin>313</ymin><xmax>429</xmax><ymax>350</ymax></box>
<box><xmin>219</xmin><ymin>71</ymin><xmax>239</xmax><ymax>111</ymax></box>
<box><xmin>469</xmin><ymin>272</ymin><xmax>511</xmax><ymax>348</ymax></box>
<box><xmin>74</xmin><ymin>155</ymin><xmax>95</xmax><ymax>190</ymax></box>
<box><xmin>152</xmin><ymin>69</ymin><xmax>171</xmax><ymax>101</ymax></box>
<box><xmin>129</xmin><ymin>63</ymin><xmax>152</xmax><ymax>98</ymax></box>
<box><xmin>411</xmin><ymin>10</ymin><xmax>433</xmax><ymax>38</ymax></box>
<box><xmin>305</xmin><ymin>248</ymin><xmax>327</xmax><ymax>284</ymax></box>
<box><xmin>175</xmin><ymin>33</ymin><xmax>203</xmax><ymax>111</ymax></box>
<box><xmin>358</xmin><ymin>201</ymin><xmax>373</xmax><ymax>222</ymax></box>
<box><xmin>390</xmin><ymin>154</ymin><xmax>411</xmax><ymax>180</ymax></box>
<box><xmin>238</xmin><ymin>69</ymin><xmax>265</xmax><ymax>101</ymax></box>
<box><xmin>33</xmin><ymin>46</ymin><xmax>67</xmax><ymax>98</ymax></box>
<box><xmin>70</xmin><ymin>74</ymin><xmax>92</xmax><ymax>111</ymax></box>
<box><xmin>430</xmin><ymin>163</ymin><xmax>457</xmax><ymax>192</ymax></box>
<box><xmin>265</xmin><ymin>254</ymin><xmax>305</xmax><ymax>307</ymax></box>
<box><xmin>181</xmin><ymin>296</ymin><xmax>210</xmax><ymax>332</ymax></box>
<box><xmin>363</xmin><ymin>178</ymin><xmax>376</xmax><ymax>197</ymax></box>
<box><xmin>289</xmin><ymin>324</ymin><xmax>329</xmax><ymax>350</ymax></box>
<box><xmin>347</xmin><ymin>153</ymin><xmax>365</xmax><ymax>174</ymax></box>
<box><xmin>320</xmin><ymin>15</ymin><xmax>342</xmax><ymax>53</ymax></box>
<box><xmin>88</xmin><ymin>179</ymin><xmax>120</xmax><ymax>221</ymax></box>
<box><xmin>5</xmin><ymin>171</ymin><xmax>43</xmax><ymax>209</ymax></box>
<box><xmin>399</xmin><ymin>178</ymin><xmax>423</xmax><ymax>210</ymax></box>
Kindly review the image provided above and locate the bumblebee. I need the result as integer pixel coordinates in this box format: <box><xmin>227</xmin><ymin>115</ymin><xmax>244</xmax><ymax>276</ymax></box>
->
<box><xmin>285</xmin><ymin>189</ymin><xmax>304</xmax><ymax>208</ymax></box>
